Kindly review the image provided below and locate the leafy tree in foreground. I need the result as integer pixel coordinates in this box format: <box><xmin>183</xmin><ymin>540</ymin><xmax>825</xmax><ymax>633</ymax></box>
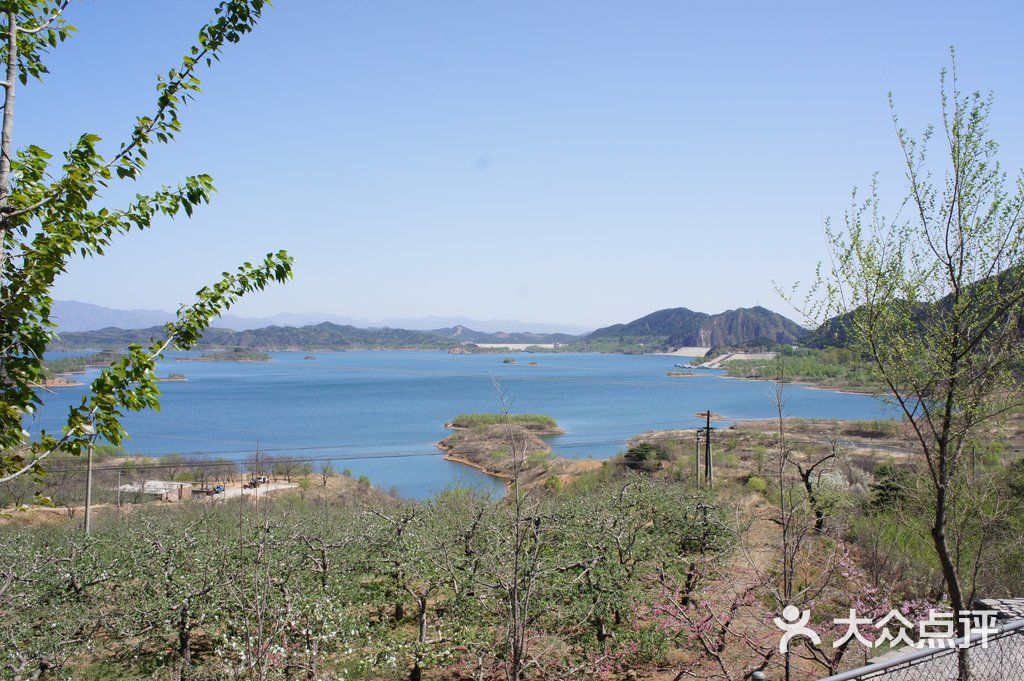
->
<box><xmin>808</xmin><ymin>53</ymin><xmax>1024</xmax><ymax>653</ymax></box>
<box><xmin>0</xmin><ymin>0</ymin><xmax>292</xmax><ymax>489</ymax></box>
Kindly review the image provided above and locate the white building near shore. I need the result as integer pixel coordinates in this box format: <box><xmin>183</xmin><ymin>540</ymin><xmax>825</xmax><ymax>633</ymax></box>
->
<box><xmin>117</xmin><ymin>480</ymin><xmax>192</xmax><ymax>502</ymax></box>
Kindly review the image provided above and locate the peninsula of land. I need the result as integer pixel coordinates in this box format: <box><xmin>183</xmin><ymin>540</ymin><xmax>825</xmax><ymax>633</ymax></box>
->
<box><xmin>436</xmin><ymin>413</ymin><xmax>599</xmax><ymax>489</ymax></box>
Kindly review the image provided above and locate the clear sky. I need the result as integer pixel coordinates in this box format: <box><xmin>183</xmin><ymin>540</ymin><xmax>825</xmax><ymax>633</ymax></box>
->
<box><xmin>29</xmin><ymin>0</ymin><xmax>1024</xmax><ymax>329</ymax></box>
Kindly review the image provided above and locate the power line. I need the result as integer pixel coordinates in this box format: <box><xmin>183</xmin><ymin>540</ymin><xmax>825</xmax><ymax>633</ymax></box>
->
<box><xmin>44</xmin><ymin>425</ymin><xmax>701</xmax><ymax>461</ymax></box>
<box><xmin>38</xmin><ymin>449</ymin><xmax>449</xmax><ymax>473</ymax></box>
<box><xmin>32</xmin><ymin>426</ymin><xmax>701</xmax><ymax>474</ymax></box>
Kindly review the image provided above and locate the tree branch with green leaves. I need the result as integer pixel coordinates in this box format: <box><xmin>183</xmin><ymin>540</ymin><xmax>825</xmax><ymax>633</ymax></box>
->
<box><xmin>0</xmin><ymin>1</ymin><xmax>290</xmax><ymax>493</ymax></box>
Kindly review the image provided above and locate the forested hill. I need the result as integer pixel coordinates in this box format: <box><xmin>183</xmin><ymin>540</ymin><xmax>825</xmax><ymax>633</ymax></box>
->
<box><xmin>582</xmin><ymin>306</ymin><xmax>809</xmax><ymax>350</ymax></box>
<box><xmin>439</xmin><ymin>325</ymin><xmax>578</xmax><ymax>345</ymax></box>
<box><xmin>803</xmin><ymin>264</ymin><xmax>1024</xmax><ymax>350</ymax></box>
<box><xmin>51</xmin><ymin>322</ymin><xmax>579</xmax><ymax>351</ymax></box>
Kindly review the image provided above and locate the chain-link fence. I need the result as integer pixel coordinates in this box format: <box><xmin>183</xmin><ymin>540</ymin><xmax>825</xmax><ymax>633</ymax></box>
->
<box><xmin>820</xmin><ymin>618</ymin><xmax>1024</xmax><ymax>680</ymax></box>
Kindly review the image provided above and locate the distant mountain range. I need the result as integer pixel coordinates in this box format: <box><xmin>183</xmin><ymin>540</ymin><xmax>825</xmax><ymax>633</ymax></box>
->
<box><xmin>52</xmin><ymin>303</ymin><xmax>809</xmax><ymax>353</ymax></box>
<box><xmin>52</xmin><ymin>323</ymin><xmax>577</xmax><ymax>352</ymax></box>
<box><xmin>51</xmin><ymin>301</ymin><xmax>593</xmax><ymax>335</ymax></box>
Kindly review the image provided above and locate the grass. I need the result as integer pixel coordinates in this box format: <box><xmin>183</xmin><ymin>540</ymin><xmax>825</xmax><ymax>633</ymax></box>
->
<box><xmin>451</xmin><ymin>413</ymin><xmax>559</xmax><ymax>430</ymax></box>
<box><xmin>724</xmin><ymin>347</ymin><xmax>885</xmax><ymax>391</ymax></box>
<box><xmin>845</xmin><ymin>420</ymin><xmax>900</xmax><ymax>438</ymax></box>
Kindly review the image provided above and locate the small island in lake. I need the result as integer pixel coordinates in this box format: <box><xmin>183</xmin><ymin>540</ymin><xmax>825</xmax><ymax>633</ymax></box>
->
<box><xmin>175</xmin><ymin>349</ymin><xmax>270</xmax><ymax>362</ymax></box>
<box><xmin>32</xmin><ymin>375</ymin><xmax>84</xmax><ymax>388</ymax></box>
<box><xmin>42</xmin><ymin>351</ymin><xmax>123</xmax><ymax>376</ymax></box>
<box><xmin>33</xmin><ymin>351</ymin><xmax>125</xmax><ymax>388</ymax></box>
<box><xmin>157</xmin><ymin>373</ymin><xmax>187</xmax><ymax>382</ymax></box>
<box><xmin>437</xmin><ymin>413</ymin><xmax>599</xmax><ymax>489</ymax></box>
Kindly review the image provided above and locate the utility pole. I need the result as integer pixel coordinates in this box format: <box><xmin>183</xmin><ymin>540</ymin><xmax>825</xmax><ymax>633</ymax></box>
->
<box><xmin>695</xmin><ymin>410</ymin><xmax>715</xmax><ymax>489</ymax></box>
<box><xmin>694</xmin><ymin>430</ymin><xmax>701</xmax><ymax>488</ymax></box>
<box><xmin>253</xmin><ymin>441</ymin><xmax>261</xmax><ymax>513</ymax></box>
<box><xmin>705</xmin><ymin>410</ymin><xmax>713</xmax><ymax>488</ymax></box>
<box><xmin>84</xmin><ymin>443</ymin><xmax>94</xmax><ymax>535</ymax></box>
<box><xmin>116</xmin><ymin>470</ymin><xmax>122</xmax><ymax>514</ymax></box>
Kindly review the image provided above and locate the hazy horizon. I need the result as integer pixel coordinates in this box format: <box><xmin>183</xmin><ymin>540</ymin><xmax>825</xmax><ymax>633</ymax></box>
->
<box><xmin>30</xmin><ymin>1</ymin><xmax>1023</xmax><ymax>327</ymax></box>
<box><xmin>57</xmin><ymin>298</ymin><xmax>816</xmax><ymax>335</ymax></box>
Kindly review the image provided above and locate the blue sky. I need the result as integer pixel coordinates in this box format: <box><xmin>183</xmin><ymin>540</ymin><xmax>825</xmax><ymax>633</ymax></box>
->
<box><xmin>29</xmin><ymin>0</ymin><xmax>1024</xmax><ymax>329</ymax></box>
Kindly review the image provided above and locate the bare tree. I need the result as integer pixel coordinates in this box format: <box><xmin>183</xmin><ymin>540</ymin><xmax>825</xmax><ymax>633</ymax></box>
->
<box><xmin>795</xmin><ymin>432</ymin><xmax>845</xmax><ymax>533</ymax></box>
<box><xmin>471</xmin><ymin>379</ymin><xmax>551</xmax><ymax>680</ymax></box>
<box><xmin>747</xmin><ymin>370</ymin><xmax>842</xmax><ymax>681</ymax></box>
<box><xmin>319</xmin><ymin>462</ymin><xmax>335</xmax><ymax>487</ymax></box>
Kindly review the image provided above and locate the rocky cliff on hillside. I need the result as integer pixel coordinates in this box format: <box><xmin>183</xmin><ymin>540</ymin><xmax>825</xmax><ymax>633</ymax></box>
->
<box><xmin>586</xmin><ymin>306</ymin><xmax>808</xmax><ymax>349</ymax></box>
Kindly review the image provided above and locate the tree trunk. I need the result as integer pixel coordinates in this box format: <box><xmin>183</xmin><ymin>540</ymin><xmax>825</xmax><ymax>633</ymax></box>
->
<box><xmin>0</xmin><ymin>11</ymin><xmax>16</xmax><ymax>198</ymax></box>
<box><xmin>319</xmin><ymin>547</ymin><xmax>329</xmax><ymax>590</ymax></box>
<box><xmin>595</xmin><ymin>615</ymin><xmax>609</xmax><ymax>643</ymax></box>
<box><xmin>931</xmin><ymin>483</ymin><xmax>970</xmax><ymax>680</ymax></box>
<box><xmin>418</xmin><ymin>596</ymin><xmax>428</xmax><ymax>642</ymax></box>
<box><xmin>409</xmin><ymin>595</ymin><xmax>427</xmax><ymax>681</ymax></box>
<box><xmin>178</xmin><ymin>606</ymin><xmax>192</xmax><ymax>680</ymax></box>
<box><xmin>799</xmin><ymin>472</ymin><xmax>826</xmax><ymax>532</ymax></box>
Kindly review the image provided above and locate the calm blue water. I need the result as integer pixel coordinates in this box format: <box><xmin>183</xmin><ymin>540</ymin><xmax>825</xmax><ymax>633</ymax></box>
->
<box><xmin>34</xmin><ymin>351</ymin><xmax>893</xmax><ymax>499</ymax></box>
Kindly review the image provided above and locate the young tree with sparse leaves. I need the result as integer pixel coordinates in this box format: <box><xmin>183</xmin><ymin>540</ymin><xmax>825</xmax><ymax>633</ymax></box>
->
<box><xmin>807</xmin><ymin>52</ymin><xmax>1024</xmax><ymax>674</ymax></box>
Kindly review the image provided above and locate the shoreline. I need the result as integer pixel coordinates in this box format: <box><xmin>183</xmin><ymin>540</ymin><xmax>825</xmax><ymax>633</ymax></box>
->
<box><xmin>440</xmin><ymin>449</ymin><xmax>515</xmax><ymax>482</ymax></box>
<box><xmin>652</xmin><ymin>346</ymin><xmax>710</xmax><ymax>357</ymax></box>
<box><xmin>44</xmin><ymin>347</ymin><xmax>881</xmax><ymax>399</ymax></box>
<box><xmin>719</xmin><ymin>373</ymin><xmax>880</xmax><ymax>396</ymax></box>
<box><xmin>440</xmin><ymin>448</ymin><xmax>602</xmax><ymax>488</ymax></box>
<box><xmin>32</xmin><ymin>377</ymin><xmax>84</xmax><ymax>388</ymax></box>
<box><xmin>54</xmin><ymin>346</ymin><xmax>699</xmax><ymax>357</ymax></box>
<box><xmin>174</xmin><ymin>357</ymin><xmax>269</xmax><ymax>363</ymax></box>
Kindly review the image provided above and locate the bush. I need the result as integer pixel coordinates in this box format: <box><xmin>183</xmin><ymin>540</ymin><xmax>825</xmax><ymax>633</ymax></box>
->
<box><xmin>451</xmin><ymin>413</ymin><xmax>558</xmax><ymax>430</ymax></box>
<box><xmin>746</xmin><ymin>476</ymin><xmax>768</xmax><ymax>494</ymax></box>
<box><xmin>627</xmin><ymin>442</ymin><xmax>658</xmax><ymax>462</ymax></box>
<box><xmin>526</xmin><ymin>451</ymin><xmax>552</xmax><ymax>470</ymax></box>
<box><xmin>623</xmin><ymin>443</ymin><xmax>662</xmax><ymax>472</ymax></box>
<box><xmin>1009</xmin><ymin>459</ymin><xmax>1024</xmax><ymax>498</ymax></box>
<box><xmin>868</xmin><ymin>461</ymin><xmax>910</xmax><ymax>510</ymax></box>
